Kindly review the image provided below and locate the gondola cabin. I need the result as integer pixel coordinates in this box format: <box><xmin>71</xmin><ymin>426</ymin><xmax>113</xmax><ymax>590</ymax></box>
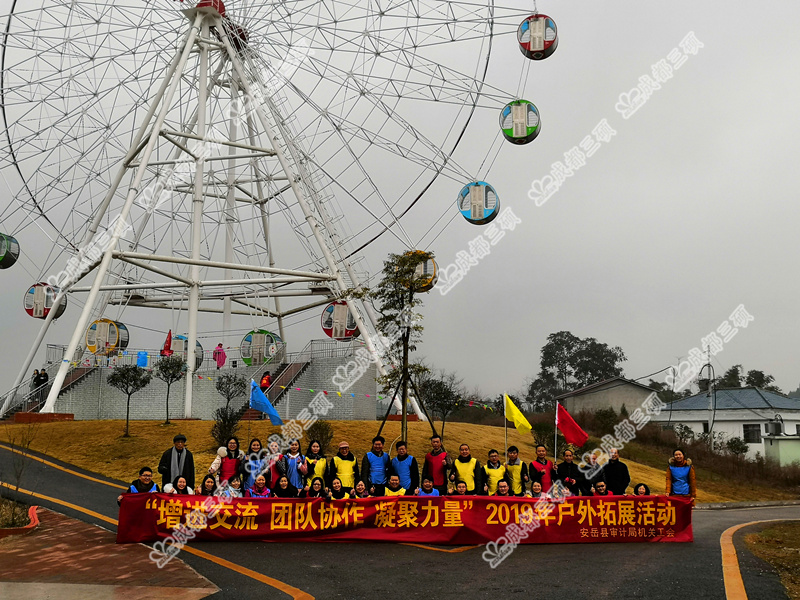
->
<box><xmin>85</xmin><ymin>319</ymin><xmax>129</xmax><ymax>355</ymax></box>
<box><xmin>457</xmin><ymin>182</ymin><xmax>500</xmax><ymax>225</ymax></box>
<box><xmin>171</xmin><ymin>335</ymin><xmax>204</xmax><ymax>370</ymax></box>
<box><xmin>240</xmin><ymin>330</ymin><xmax>282</xmax><ymax>366</ymax></box>
<box><xmin>0</xmin><ymin>233</ymin><xmax>20</xmax><ymax>269</ymax></box>
<box><xmin>321</xmin><ymin>301</ymin><xmax>360</xmax><ymax>341</ymax></box>
<box><xmin>404</xmin><ymin>250</ymin><xmax>438</xmax><ymax>293</ymax></box>
<box><xmin>23</xmin><ymin>283</ymin><xmax>67</xmax><ymax>319</ymax></box>
<box><xmin>517</xmin><ymin>14</ymin><xmax>558</xmax><ymax>60</ymax></box>
<box><xmin>499</xmin><ymin>100</ymin><xmax>540</xmax><ymax>145</ymax></box>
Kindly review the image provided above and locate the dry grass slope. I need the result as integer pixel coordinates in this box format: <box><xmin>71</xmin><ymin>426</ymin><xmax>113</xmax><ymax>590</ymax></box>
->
<box><xmin>0</xmin><ymin>419</ymin><xmax>790</xmax><ymax>503</ymax></box>
<box><xmin>745</xmin><ymin>522</ymin><xmax>800</xmax><ymax>599</ymax></box>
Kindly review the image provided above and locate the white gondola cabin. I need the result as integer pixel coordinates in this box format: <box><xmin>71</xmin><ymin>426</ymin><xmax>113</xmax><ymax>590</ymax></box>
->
<box><xmin>23</xmin><ymin>283</ymin><xmax>66</xmax><ymax>319</ymax></box>
<box><xmin>240</xmin><ymin>330</ymin><xmax>282</xmax><ymax>366</ymax></box>
<box><xmin>405</xmin><ymin>250</ymin><xmax>438</xmax><ymax>293</ymax></box>
<box><xmin>517</xmin><ymin>14</ymin><xmax>558</xmax><ymax>60</ymax></box>
<box><xmin>172</xmin><ymin>335</ymin><xmax>204</xmax><ymax>370</ymax></box>
<box><xmin>499</xmin><ymin>100</ymin><xmax>540</xmax><ymax>145</ymax></box>
<box><xmin>86</xmin><ymin>319</ymin><xmax>129</xmax><ymax>355</ymax></box>
<box><xmin>457</xmin><ymin>182</ymin><xmax>500</xmax><ymax>225</ymax></box>
<box><xmin>321</xmin><ymin>301</ymin><xmax>360</xmax><ymax>341</ymax></box>
<box><xmin>0</xmin><ymin>233</ymin><xmax>20</xmax><ymax>269</ymax></box>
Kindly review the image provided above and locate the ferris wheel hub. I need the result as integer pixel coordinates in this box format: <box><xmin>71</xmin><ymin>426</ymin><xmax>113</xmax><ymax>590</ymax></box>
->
<box><xmin>196</xmin><ymin>0</ymin><xmax>226</xmax><ymax>17</ymax></box>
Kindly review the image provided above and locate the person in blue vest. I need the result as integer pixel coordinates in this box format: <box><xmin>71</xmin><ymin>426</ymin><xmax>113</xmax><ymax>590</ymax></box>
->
<box><xmin>361</xmin><ymin>435</ymin><xmax>391</xmax><ymax>496</ymax></box>
<box><xmin>415</xmin><ymin>477</ymin><xmax>440</xmax><ymax>497</ymax></box>
<box><xmin>117</xmin><ymin>467</ymin><xmax>159</xmax><ymax>505</ymax></box>
<box><xmin>390</xmin><ymin>440</ymin><xmax>420</xmax><ymax>495</ymax></box>
<box><xmin>279</xmin><ymin>439</ymin><xmax>307</xmax><ymax>490</ymax></box>
<box><xmin>666</xmin><ymin>448</ymin><xmax>696</xmax><ymax>506</ymax></box>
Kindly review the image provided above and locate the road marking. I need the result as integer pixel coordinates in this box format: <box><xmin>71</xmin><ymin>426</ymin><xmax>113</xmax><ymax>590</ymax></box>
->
<box><xmin>0</xmin><ymin>443</ymin><xmax>126</xmax><ymax>490</ymax></box>
<box><xmin>720</xmin><ymin>518</ymin><xmax>800</xmax><ymax>600</ymax></box>
<box><xmin>400</xmin><ymin>543</ymin><xmax>480</xmax><ymax>553</ymax></box>
<box><xmin>180</xmin><ymin>546</ymin><xmax>314</xmax><ymax>600</ymax></box>
<box><xmin>0</xmin><ymin>481</ymin><xmax>314</xmax><ymax>600</ymax></box>
<box><xmin>0</xmin><ymin>481</ymin><xmax>118</xmax><ymax>525</ymax></box>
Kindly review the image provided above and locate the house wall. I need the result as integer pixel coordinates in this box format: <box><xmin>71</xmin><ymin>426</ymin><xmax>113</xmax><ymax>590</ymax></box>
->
<box><xmin>562</xmin><ymin>384</ymin><xmax>653</xmax><ymax>415</ymax></box>
<box><xmin>651</xmin><ymin>409</ymin><xmax>800</xmax><ymax>460</ymax></box>
<box><xmin>763</xmin><ymin>435</ymin><xmax>800</xmax><ymax>466</ymax></box>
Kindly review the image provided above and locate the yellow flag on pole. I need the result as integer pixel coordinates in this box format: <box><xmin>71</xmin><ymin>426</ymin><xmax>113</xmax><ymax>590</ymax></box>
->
<box><xmin>504</xmin><ymin>394</ymin><xmax>532</xmax><ymax>435</ymax></box>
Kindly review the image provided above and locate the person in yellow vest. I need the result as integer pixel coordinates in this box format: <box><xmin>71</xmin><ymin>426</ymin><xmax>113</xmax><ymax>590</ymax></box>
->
<box><xmin>504</xmin><ymin>445</ymin><xmax>529</xmax><ymax>497</ymax></box>
<box><xmin>449</xmin><ymin>444</ymin><xmax>482</xmax><ymax>494</ymax></box>
<box><xmin>384</xmin><ymin>474</ymin><xmax>406</xmax><ymax>497</ymax></box>
<box><xmin>483</xmin><ymin>449</ymin><xmax>508</xmax><ymax>495</ymax></box>
<box><xmin>328</xmin><ymin>441</ymin><xmax>359</xmax><ymax>492</ymax></box>
<box><xmin>303</xmin><ymin>439</ymin><xmax>328</xmax><ymax>490</ymax></box>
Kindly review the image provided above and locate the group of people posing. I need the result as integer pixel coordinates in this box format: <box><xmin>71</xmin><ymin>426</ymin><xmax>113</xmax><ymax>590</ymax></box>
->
<box><xmin>118</xmin><ymin>433</ymin><xmax>697</xmax><ymax>504</ymax></box>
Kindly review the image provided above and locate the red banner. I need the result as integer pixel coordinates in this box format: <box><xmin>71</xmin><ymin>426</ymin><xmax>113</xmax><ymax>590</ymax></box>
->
<box><xmin>117</xmin><ymin>494</ymin><xmax>692</xmax><ymax>545</ymax></box>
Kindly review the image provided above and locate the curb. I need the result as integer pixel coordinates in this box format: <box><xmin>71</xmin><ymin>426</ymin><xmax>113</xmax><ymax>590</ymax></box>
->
<box><xmin>0</xmin><ymin>505</ymin><xmax>40</xmax><ymax>539</ymax></box>
<box><xmin>696</xmin><ymin>500</ymin><xmax>800</xmax><ymax>511</ymax></box>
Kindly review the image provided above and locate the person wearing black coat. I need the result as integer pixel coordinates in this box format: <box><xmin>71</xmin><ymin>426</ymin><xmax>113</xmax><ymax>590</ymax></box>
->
<box><xmin>554</xmin><ymin>449</ymin><xmax>584</xmax><ymax>496</ymax></box>
<box><xmin>581</xmin><ymin>453</ymin><xmax>605</xmax><ymax>496</ymax></box>
<box><xmin>604</xmin><ymin>448</ymin><xmax>631</xmax><ymax>495</ymax></box>
<box><xmin>157</xmin><ymin>434</ymin><xmax>196</xmax><ymax>489</ymax></box>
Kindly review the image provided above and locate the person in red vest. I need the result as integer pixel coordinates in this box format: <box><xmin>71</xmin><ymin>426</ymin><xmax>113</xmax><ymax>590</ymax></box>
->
<box><xmin>260</xmin><ymin>371</ymin><xmax>272</xmax><ymax>393</ymax></box>
<box><xmin>208</xmin><ymin>437</ymin><xmax>244</xmax><ymax>486</ymax></box>
<box><xmin>529</xmin><ymin>444</ymin><xmax>557</xmax><ymax>493</ymax></box>
<box><xmin>422</xmin><ymin>434</ymin><xmax>450</xmax><ymax>496</ymax></box>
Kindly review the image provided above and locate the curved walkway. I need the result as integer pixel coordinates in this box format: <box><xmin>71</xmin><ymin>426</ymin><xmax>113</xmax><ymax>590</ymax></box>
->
<box><xmin>1</xmin><ymin>442</ymin><xmax>798</xmax><ymax>599</ymax></box>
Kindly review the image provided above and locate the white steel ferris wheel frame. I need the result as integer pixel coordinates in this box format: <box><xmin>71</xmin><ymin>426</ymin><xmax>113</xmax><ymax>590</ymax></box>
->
<box><xmin>34</xmin><ymin>4</ymin><xmax>401</xmax><ymax>418</ymax></box>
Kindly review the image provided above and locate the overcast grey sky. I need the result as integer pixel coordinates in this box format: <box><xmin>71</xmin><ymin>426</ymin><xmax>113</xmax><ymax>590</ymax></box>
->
<box><xmin>1</xmin><ymin>1</ymin><xmax>799</xmax><ymax>402</ymax></box>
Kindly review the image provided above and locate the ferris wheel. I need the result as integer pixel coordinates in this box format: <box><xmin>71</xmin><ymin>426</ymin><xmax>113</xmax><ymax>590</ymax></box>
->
<box><xmin>0</xmin><ymin>0</ymin><xmax>556</xmax><ymax>417</ymax></box>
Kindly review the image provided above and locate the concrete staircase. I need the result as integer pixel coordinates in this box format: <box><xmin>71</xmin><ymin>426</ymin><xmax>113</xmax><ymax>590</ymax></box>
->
<box><xmin>240</xmin><ymin>360</ymin><xmax>310</xmax><ymax>420</ymax></box>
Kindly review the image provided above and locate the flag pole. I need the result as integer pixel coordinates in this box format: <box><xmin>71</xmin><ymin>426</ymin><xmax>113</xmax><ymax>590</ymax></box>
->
<box><xmin>504</xmin><ymin>392</ymin><xmax>508</xmax><ymax>463</ymax></box>
<box><xmin>554</xmin><ymin>401</ymin><xmax>558</xmax><ymax>463</ymax></box>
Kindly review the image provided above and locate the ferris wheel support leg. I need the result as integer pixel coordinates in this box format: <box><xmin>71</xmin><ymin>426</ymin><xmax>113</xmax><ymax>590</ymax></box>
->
<box><xmin>221</xmin><ymin>34</ymin><xmax>390</xmax><ymax>379</ymax></box>
<box><xmin>246</xmin><ymin>113</ymin><xmax>285</xmax><ymax>341</ymax></box>
<box><xmin>222</xmin><ymin>78</ymin><xmax>239</xmax><ymax>346</ymax></box>
<box><xmin>41</xmin><ymin>15</ymin><xmax>205</xmax><ymax>414</ymax></box>
<box><xmin>9</xmin><ymin>21</ymin><xmax>194</xmax><ymax>417</ymax></box>
<box><xmin>184</xmin><ymin>19</ymin><xmax>212</xmax><ymax>418</ymax></box>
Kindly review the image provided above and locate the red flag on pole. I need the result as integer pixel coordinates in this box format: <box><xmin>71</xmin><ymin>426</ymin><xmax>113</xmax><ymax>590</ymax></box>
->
<box><xmin>160</xmin><ymin>330</ymin><xmax>174</xmax><ymax>357</ymax></box>
<box><xmin>556</xmin><ymin>402</ymin><xmax>588</xmax><ymax>446</ymax></box>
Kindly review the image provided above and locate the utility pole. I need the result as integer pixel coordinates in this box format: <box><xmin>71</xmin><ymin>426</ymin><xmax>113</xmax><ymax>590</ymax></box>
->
<box><xmin>698</xmin><ymin>347</ymin><xmax>716</xmax><ymax>445</ymax></box>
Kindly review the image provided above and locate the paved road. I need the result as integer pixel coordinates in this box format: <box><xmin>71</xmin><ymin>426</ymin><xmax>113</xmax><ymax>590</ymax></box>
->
<box><xmin>1</xmin><ymin>443</ymin><xmax>798</xmax><ymax>599</ymax></box>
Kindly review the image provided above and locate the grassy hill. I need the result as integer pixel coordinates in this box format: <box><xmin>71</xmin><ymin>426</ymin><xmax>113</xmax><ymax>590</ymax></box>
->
<box><xmin>0</xmin><ymin>419</ymin><xmax>795</xmax><ymax>503</ymax></box>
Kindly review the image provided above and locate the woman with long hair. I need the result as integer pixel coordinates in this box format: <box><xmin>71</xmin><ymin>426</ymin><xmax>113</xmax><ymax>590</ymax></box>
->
<box><xmin>348</xmin><ymin>480</ymin><xmax>370</xmax><ymax>499</ymax></box>
<box><xmin>243</xmin><ymin>438</ymin><xmax>266</xmax><ymax>490</ymax></box>
<box><xmin>300</xmin><ymin>477</ymin><xmax>327</xmax><ymax>499</ymax></box>
<box><xmin>208</xmin><ymin>436</ymin><xmax>245</xmax><ymax>486</ymax></box>
<box><xmin>169</xmin><ymin>475</ymin><xmax>194</xmax><ymax>495</ymax></box>
<box><xmin>327</xmin><ymin>477</ymin><xmax>348</xmax><ymax>500</ymax></box>
<box><xmin>196</xmin><ymin>474</ymin><xmax>218</xmax><ymax>496</ymax></box>
<box><xmin>271</xmin><ymin>475</ymin><xmax>299</xmax><ymax>498</ymax></box>
<box><xmin>304</xmin><ymin>440</ymin><xmax>328</xmax><ymax>489</ymax></box>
